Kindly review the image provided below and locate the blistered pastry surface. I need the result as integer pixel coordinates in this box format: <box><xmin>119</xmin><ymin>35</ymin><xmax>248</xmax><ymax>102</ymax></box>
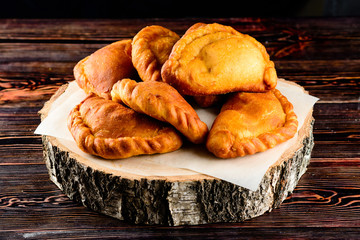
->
<box><xmin>161</xmin><ymin>23</ymin><xmax>277</xmax><ymax>95</ymax></box>
<box><xmin>206</xmin><ymin>89</ymin><xmax>298</xmax><ymax>158</ymax></box>
<box><xmin>67</xmin><ymin>94</ymin><xmax>182</xmax><ymax>159</ymax></box>
<box><xmin>74</xmin><ymin>39</ymin><xmax>135</xmax><ymax>99</ymax></box>
<box><xmin>132</xmin><ymin>25</ymin><xmax>180</xmax><ymax>82</ymax></box>
<box><xmin>111</xmin><ymin>79</ymin><xmax>208</xmax><ymax>144</ymax></box>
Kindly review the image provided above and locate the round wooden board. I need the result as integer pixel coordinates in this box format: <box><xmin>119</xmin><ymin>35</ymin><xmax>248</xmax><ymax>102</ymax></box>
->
<box><xmin>39</xmin><ymin>82</ymin><xmax>314</xmax><ymax>226</ymax></box>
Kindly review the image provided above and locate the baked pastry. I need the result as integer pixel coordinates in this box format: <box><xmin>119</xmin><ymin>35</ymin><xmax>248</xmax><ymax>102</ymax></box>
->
<box><xmin>193</xmin><ymin>95</ymin><xmax>223</xmax><ymax>108</ymax></box>
<box><xmin>206</xmin><ymin>89</ymin><xmax>298</xmax><ymax>158</ymax></box>
<box><xmin>111</xmin><ymin>79</ymin><xmax>208</xmax><ymax>144</ymax></box>
<box><xmin>132</xmin><ymin>25</ymin><xmax>180</xmax><ymax>82</ymax></box>
<box><xmin>67</xmin><ymin>94</ymin><xmax>182</xmax><ymax>159</ymax></box>
<box><xmin>161</xmin><ymin>23</ymin><xmax>277</xmax><ymax>95</ymax></box>
<box><xmin>184</xmin><ymin>23</ymin><xmax>224</xmax><ymax>108</ymax></box>
<box><xmin>74</xmin><ymin>39</ymin><xmax>135</xmax><ymax>99</ymax></box>
<box><xmin>183</xmin><ymin>22</ymin><xmax>206</xmax><ymax>35</ymax></box>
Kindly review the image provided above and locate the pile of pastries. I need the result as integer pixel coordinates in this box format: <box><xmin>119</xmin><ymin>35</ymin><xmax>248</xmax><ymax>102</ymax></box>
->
<box><xmin>67</xmin><ymin>23</ymin><xmax>298</xmax><ymax>159</ymax></box>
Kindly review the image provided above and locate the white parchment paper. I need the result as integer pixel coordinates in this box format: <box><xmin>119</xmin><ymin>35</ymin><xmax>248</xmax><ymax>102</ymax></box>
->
<box><xmin>35</xmin><ymin>80</ymin><xmax>318</xmax><ymax>191</ymax></box>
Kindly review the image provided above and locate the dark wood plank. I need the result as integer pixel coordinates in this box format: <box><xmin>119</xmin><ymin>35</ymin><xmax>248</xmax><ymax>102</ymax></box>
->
<box><xmin>0</xmin><ymin>19</ymin><xmax>191</xmax><ymax>41</ymax></box>
<box><xmin>1</xmin><ymin>163</ymin><xmax>360</xmax><ymax>238</ymax></box>
<box><xmin>1</xmin><ymin>34</ymin><xmax>358</xmax><ymax>103</ymax></box>
<box><xmin>0</xmin><ymin>18</ymin><xmax>359</xmax><ymax>64</ymax></box>
<box><xmin>1</xmin><ymin>18</ymin><xmax>359</xmax><ymax>40</ymax></box>
<box><xmin>1</xmin><ymin>18</ymin><xmax>360</xmax><ymax>238</ymax></box>
<box><xmin>1</xmin><ymin>18</ymin><xmax>360</xmax><ymax>64</ymax></box>
<box><xmin>1</xmin><ymin>62</ymin><xmax>359</xmax><ymax>104</ymax></box>
<box><xmin>4</xmin><ymin>227</ymin><xmax>360</xmax><ymax>240</ymax></box>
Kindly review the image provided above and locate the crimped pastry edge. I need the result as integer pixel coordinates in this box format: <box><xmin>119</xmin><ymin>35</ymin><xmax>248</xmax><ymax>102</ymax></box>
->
<box><xmin>67</xmin><ymin>95</ymin><xmax>183</xmax><ymax>159</ymax></box>
<box><xmin>73</xmin><ymin>39</ymin><xmax>133</xmax><ymax>100</ymax></box>
<box><xmin>111</xmin><ymin>78</ymin><xmax>209</xmax><ymax>144</ymax></box>
<box><xmin>206</xmin><ymin>89</ymin><xmax>298</xmax><ymax>158</ymax></box>
<box><xmin>132</xmin><ymin>25</ymin><xmax>180</xmax><ymax>82</ymax></box>
<box><xmin>161</xmin><ymin>23</ymin><xmax>277</xmax><ymax>95</ymax></box>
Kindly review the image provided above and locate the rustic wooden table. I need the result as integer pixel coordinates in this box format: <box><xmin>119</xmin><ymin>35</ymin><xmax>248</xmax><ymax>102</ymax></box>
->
<box><xmin>1</xmin><ymin>18</ymin><xmax>359</xmax><ymax>239</ymax></box>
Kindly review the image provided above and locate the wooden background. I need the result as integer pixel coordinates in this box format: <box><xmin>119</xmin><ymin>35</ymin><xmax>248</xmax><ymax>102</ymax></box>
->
<box><xmin>1</xmin><ymin>18</ymin><xmax>359</xmax><ymax>239</ymax></box>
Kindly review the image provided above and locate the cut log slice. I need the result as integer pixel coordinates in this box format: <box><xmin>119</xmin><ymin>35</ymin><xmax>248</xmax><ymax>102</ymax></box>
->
<box><xmin>39</xmin><ymin>82</ymin><xmax>314</xmax><ymax>226</ymax></box>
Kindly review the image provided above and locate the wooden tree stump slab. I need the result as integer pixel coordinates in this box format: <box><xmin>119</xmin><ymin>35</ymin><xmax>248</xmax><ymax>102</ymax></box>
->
<box><xmin>39</xmin><ymin>83</ymin><xmax>314</xmax><ymax>226</ymax></box>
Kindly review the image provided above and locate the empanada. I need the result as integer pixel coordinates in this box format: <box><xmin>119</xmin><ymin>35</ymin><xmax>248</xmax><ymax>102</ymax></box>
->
<box><xmin>67</xmin><ymin>94</ymin><xmax>182</xmax><ymax>159</ymax></box>
<box><xmin>74</xmin><ymin>40</ymin><xmax>135</xmax><ymax>99</ymax></box>
<box><xmin>161</xmin><ymin>23</ymin><xmax>277</xmax><ymax>95</ymax></box>
<box><xmin>111</xmin><ymin>79</ymin><xmax>208</xmax><ymax>144</ymax></box>
<box><xmin>132</xmin><ymin>25</ymin><xmax>180</xmax><ymax>82</ymax></box>
<box><xmin>206</xmin><ymin>89</ymin><xmax>298</xmax><ymax>158</ymax></box>
<box><xmin>193</xmin><ymin>95</ymin><xmax>223</xmax><ymax>108</ymax></box>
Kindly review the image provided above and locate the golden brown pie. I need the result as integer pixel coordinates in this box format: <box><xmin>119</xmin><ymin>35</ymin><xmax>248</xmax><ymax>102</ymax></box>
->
<box><xmin>111</xmin><ymin>79</ymin><xmax>208</xmax><ymax>144</ymax></box>
<box><xmin>161</xmin><ymin>23</ymin><xmax>277</xmax><ymax>95</ymax></box>
<box><xmin>206</xmin><ymin>89</ymin><xmax>298</xmax><ymax>158</ymax></box>
<box><xmin>185</xmin><ymin>23</ymin><xmax>224</xmax><ymax>108</ymax></box>
<box><xmin>67</xmin><ymin>94</ymin><xmax>182</xmax><ymax>159</ymax></box>
<box><xmin>183</xmin><ymin>22</ymin><xmax>206</xmax><ymax>35</ymax></box>
<box><xmin>193</xmin><ymin>95</ymin><xmax>223</xmax><ymax>108</ymax></box>
<box><xmin>132</xmin><ymin>25</ymin><xmax>180</xmax><ymax>82</ymax></box>
<box><xmin>74</xmin><ymin>39</ymin><xmax>136</xmax><ymax>99</ymax></box>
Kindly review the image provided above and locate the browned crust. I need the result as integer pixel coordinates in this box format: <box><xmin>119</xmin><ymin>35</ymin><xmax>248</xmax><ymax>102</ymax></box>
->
<box><xmin>73</xmin><ymin>39</ymin><xmax>135</xmax><ymax>99</ymax></box>
<box><xmin>111</xmin><ymin>79</ymin><xmax>208</xmax><ymax>144</ymax></box>
<box><xmin>67</xmin><ymin>94</ymin><xmax>183</xmax><ymax>159</ymax></box>
<box><xmin>193</xmin><ymin>95</ymin><xmax>223</xmax><ymax>108</ymax></box>
<box><xmin>39</xmin><ymin>80</ymin><xmax>313</xmax><ymax>183</ymax></box>
<box><xmin>206</xmin><ymin>89</ymin><xmax>298</xmax><ymax>158</ymax></box>
<box><xmin>132</xmin><ymin>25</ymin><xmax>180</xmax><ymax>82</ymax></box>
<box><xmin>161</xmin><ymin>23</ymin><xmax>277</xmax><ymax>95</ymax></box>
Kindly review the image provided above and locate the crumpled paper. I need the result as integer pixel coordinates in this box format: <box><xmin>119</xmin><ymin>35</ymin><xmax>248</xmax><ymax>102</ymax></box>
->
<box><xmin>35</xmin><ymin>80</ymin><xmax>318</xmax><ymax>191</ymax></box>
